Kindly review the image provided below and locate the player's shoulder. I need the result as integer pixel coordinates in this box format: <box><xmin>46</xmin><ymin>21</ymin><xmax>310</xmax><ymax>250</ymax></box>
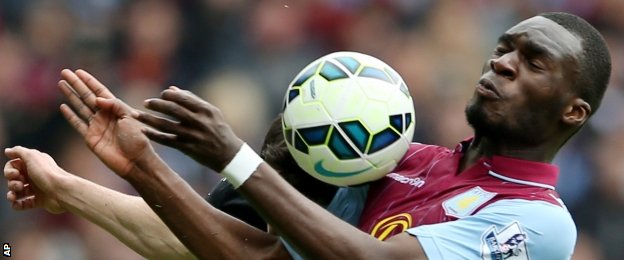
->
<box><xmin>479</xmin><ymin>198</ymin><xmax>576</xmax><ymax>235</ymax></box>
<box><xmin>475</xmin><ymin>199</ymin><xmax>577</xmax><ymax>259</ymax></box>
<box><xmin>409</xmin><ymin>199</ymin><xmax>576</xmax><ymax>260</ymax></box>
<box><xmin>479</xmin><ymin>199</ymin><xmax>576</xmax><ymax>259</ymax></box>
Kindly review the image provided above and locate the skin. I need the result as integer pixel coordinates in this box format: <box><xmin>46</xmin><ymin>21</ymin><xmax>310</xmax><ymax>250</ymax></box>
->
<box><xmin>5</xmin><ymin>70</ymin><xmax>195</xmax><ymax>259</ymax></box>
<box><xmin>5</xmin><ymin>15</ymin><xmax>591</xmax><ymax>259</ymax></box>
<box><xmin>5</xmin><ymin>70</ymin><xmax>288</xmax><ymax>259</ymax></box>
<box><xmin>135</xmin><ymin>16</ymin><xmax>587</xmax><ymax>259</ymax></box>
<box><xmin>4</xmin><ymin>148</ymin><xmax>196</xmax><ymax>260</ymax></box>
<box><xmin>463</xmin><ymin>16</ymin><xmax>588</xmax><ymax>167</ymax></box>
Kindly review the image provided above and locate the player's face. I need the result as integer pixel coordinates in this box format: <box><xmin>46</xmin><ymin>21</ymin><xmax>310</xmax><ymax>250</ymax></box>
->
<box><xmin>465</xmin><ymin>16</ymin><xmax>583</xmax><ymax>144</ymax></box>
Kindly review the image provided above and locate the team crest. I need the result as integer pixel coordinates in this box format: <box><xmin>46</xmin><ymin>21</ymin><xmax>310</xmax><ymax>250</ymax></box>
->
<box><xmin>443</xmin><ymin>186</ymin><xmax>496</xmax><ymax>218</ymax></box>
<box><xmin>481</xmin><ymin>222</ymin><xmax>529</xmax><ymax>260</ymax></box>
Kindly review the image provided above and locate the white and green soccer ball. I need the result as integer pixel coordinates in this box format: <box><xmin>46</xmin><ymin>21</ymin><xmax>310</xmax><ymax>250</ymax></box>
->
<box><xmin>282</xmin><ymin>51</ymin><xmax>415</xmax><ymax>186</ymax></box>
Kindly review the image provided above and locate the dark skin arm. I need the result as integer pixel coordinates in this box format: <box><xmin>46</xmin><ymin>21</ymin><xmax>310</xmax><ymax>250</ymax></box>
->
<box><xmin>136</xmin><ymin>87</ymin><xmax>428</xmax><ymax>259</ymax></box>
<box><xmin>58</xmin><ymin>70</ymin><xmax>290</xmax><ymax>260</ymax></box>
<box><xmin>125</xmin><ymin>146</ymin><xmax>288</xmax><ymax>260</ymax></box>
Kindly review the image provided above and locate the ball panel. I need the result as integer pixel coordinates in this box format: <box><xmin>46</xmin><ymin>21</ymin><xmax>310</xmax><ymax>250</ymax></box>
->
<box><xmin>287</xmin><ymin>88</ymin><xmax>300</xmax><ymax>104</ymax></box>
<box><xmin>292</xmin><ymin>62</ymin><xmax>320</xmax><ymax>86</ymax></box>
<box><xmin>358</xmin><ymin>66</ymin><xmax>394</xmax><ymax>84</ymax></box>
<box><xmin>285</xmin><ymin>101</ymin><xmax>332</xmax><ymax>128</ymax></box>
<box><xmin>319</xmin><ymin>61</ymin><xmax>349</xmax><ymax>81</ymax></box>
<box><xmin>389</xmin><ymin>114</ymin><xmax>403</xmax><ymax>133</ymax></box>
<box><xmin>360</xmin><ymin>99</ymin><xmax>391</xmax><ymax>132</ymax></box>
<box><xmin>321</xmin><ymin>80</ymin><xmax>368</xmax><ymax>122</ymax></box>
<box><xmin>294</xmin><ymin>131</ymin><xmax>309</xmax><ymax>154</ymax></box>
<box><xmin>328</xmin><ymin>127</ymin><xmax>360</xmax><ymax>160</ymax></box>
<box><xmin>338</xmin><ymin>120</ymin><xmax>370</xmax><ymax>153</ymax></box>
<box><xmin>298</xmin><ymin>124</ymin><xmax>331</xmax><ymax>146</ymax></box>
<box><xmin>282</xmin><ymin>51</ymin><xmax>415</xmax><ymax>186</ymax></box>
<box><xmin>384</xmin><ymin>67</ymin><xmax>401</xmax><ymax>85</ymax></box>
<box><xmin>369</xmin><ymin>128</ymin><xmax>401</xmax><ymax>154</ymax></box>
<box><xmin>335</xmin><ymin>56</ymin><xmax>361</xmax><ymax>74</ymax></box>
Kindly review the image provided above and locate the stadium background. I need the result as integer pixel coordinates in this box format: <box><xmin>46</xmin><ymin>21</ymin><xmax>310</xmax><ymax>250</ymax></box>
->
<box><xmin>0</xmin><ymin>0</ymin><xmax>622</xmax><ymax>259</ymax></box>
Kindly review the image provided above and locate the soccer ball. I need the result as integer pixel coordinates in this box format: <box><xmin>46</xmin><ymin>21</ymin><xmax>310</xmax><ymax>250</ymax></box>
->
<box><xmin>282</xmin><ymin>51</ymin><xmax>415</xmax><ymax>186</ymax></box>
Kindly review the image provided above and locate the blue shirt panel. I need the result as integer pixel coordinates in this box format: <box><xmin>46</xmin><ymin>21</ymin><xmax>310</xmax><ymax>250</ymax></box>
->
<box><xmin>408</xmin><ymin>199</ymin><xmax>576</xmax><ymax>260</ymax></box>
<box><xmin>282</xmin><ymin>185</ymin><xmax>369</xmax><ymax>259</ymax></box>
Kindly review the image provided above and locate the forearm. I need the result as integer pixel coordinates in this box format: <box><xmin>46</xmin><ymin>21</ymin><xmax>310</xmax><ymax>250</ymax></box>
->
<box><xmin>128</xmin><ymin>154</ymin><xmax>286</xmax><ymax>260</ymax></box>
<box><xmin>56</xmin><ymin>173</ymin><xmax>195</xmax><ymax>259</ymax></box>
<box><xmin>238</xmin><ymin>163</ymin><xmax>413</xmax><ymax>259</ymax></box>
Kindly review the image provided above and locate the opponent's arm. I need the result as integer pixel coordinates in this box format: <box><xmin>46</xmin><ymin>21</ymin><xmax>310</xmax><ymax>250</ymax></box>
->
<box><xmin>123</xmin><ymin>143</ymin><xmax>287</xmax><ymax>259</ymax></box>
<box><xmin>4</xmin><ymin>147</ymin><xmax>195</xmax><ymax>260</ymax></box>
<box><xmin>135</xmin><ymin>87</ymin><xmax>428</xmax><ymax>259</ymax></box>
<box><xmin>59</xmin><ymin>69</ymin><xmax>290</xmax><ymax>259</ymax></box>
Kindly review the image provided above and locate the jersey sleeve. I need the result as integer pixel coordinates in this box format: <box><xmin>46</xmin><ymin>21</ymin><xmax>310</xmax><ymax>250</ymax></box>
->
<box><xmin>407</xmin><ymin>199</ymin><xmax>576</xmax><ymax>260</ymax></box>
<box><xmin>282</xmin><ymin>185</ymin><xmax>370</xmax><ymax>260</ymax></box>
<box><xmin>205</xmin><ymin>179</ymin><xmax>268</xmax><ymax>231</ymax></box>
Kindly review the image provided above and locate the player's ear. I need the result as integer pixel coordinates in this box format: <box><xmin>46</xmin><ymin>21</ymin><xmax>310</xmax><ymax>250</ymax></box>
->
<box><xmin>562</xmin><ymin>97</ymin><xmax>590</xmax><ymax>126</ymax></box>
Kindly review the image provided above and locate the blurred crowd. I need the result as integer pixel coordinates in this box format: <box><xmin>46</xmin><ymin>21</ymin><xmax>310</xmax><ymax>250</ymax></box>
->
<box><xmin>0</xmin><ymin>0</ymin><xmax>622</xmax><ymax>259</ymax></box>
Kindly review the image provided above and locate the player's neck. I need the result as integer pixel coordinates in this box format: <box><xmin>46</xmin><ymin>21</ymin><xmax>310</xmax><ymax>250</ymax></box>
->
<box><xmin>458</xmin><ymin>135</ymin><xmax>557</xmax><ymax>172</ymax></box>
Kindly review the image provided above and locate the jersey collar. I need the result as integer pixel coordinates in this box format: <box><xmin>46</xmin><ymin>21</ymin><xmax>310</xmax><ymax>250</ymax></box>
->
<box><xmin>455</xmin><ymin>138</ymin><xmax>560</xmax><ymax>190</ymax></box>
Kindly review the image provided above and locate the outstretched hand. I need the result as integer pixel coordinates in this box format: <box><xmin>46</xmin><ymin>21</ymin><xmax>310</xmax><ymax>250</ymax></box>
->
<box><xmin>134</xmin><ymin>86</ymin><xmax>244</xmax><ymax>172</ymax></box>
<box><xmin>58</xmin><ymin>69</ymin><xmax>154</xmax><ymax>178</ymax></box>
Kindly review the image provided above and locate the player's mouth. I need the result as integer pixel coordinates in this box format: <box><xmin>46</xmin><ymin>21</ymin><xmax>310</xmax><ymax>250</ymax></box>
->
<box><xmin>476</xmin><ymin>78</ymin><xmax>500</xmax><ymax>99</ymax></box>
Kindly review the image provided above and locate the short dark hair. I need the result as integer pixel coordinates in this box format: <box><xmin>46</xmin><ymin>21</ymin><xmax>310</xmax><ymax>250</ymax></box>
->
<box><xmin>538</xmin><ymin>12</ymin><xmax>611</xmax><ymax>115</ymax></box>
<box><xmin>260</xmin><ymin>114</ymin><xmax>338</xmax><ymax>206</ymax></box>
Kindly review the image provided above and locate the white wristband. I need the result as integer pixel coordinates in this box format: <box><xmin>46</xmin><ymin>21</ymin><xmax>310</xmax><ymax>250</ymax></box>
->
<box><xmin>220</xmin><ymin>143</ymin><xmax>264</xmax><ymax>189</ymax></box>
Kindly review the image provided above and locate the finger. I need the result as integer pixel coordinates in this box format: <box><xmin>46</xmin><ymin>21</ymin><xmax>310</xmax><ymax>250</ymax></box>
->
<box><xmin>96</xmin><ymin>97</ymin><xmax>136</xmax><ymax>118</ymax></box>
<box><xmin>7</xmin><ymin>180</ymin><xmax>24</xmax><ymax>192</ymax></box>
<box><xmin>7</xmin><ymin>188</ymin><xmax>35</xmax><ymax>210</ymax></box>
<box><xmin>4</xmin><ymin>167</ymin><xmax>25</xmax><ymax>182</ymax></box>
<box><xmin>144</xmin><ymin>98</ymin><xmax>194</xmax><ymax>123</ymax></box>
<box><xmin>134</xmin><ymin>110</ymin><xmax>181</xmax><ymax>135</ymax></box>
<box><xmin>75</xmin><ymin>69</ymin><xmax>115</xmax><ymax>99</ymax></box>
<box><xmin>4</xmin><ymin>157</ymin><xmax>27</xmax><ymax>183</ymax></box>
<box><xmin>7</xmin><ymin>190</ymin><xmax>17</xmax><ymax>202</ymax></box>
<box><xmin>4</xmin><ymin>159</ymin><xmax>20</xmax><ymax>177</ymax></box>
<box><xmin>4</xmin><ymin>146</ymin><xmax>32</xmax><ymax>161</ymax></box>
<box><xmin>60</xmin><ymin>103</ymin><xmax>89</xmax><ymax>137</ymax></box>
<box><xmin>160</xmin><ymin>87</ymin><xmax>208</xmax><ymax>113</ymax></box>
<box><xmin>58</xmin><ymin>80</ymin><xmax>94</xmax><ymax>122</ymax></box>
<box><xmin>142</xmin><ymin>127</ymin><xmax>179</xmax><ymax>147</ymax></box>
<box><xmin>12</xmin><ymin>195</ymin><xmax>36</xmax><ymax>211</ymax></box>
<box><xmin>61</xmin><ymin>69</ymin><xmax>99</xmax><ymax>111</ymax></box>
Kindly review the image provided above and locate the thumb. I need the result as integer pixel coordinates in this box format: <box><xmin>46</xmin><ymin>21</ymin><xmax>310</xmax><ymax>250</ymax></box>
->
<box><xmin>4</xmin><ymin>146</ymin><xmax>31</xmax><ymax>161</ymax></box>
<box><xmin>96</xmin><ymin>97</ymin><xmax>135</xmax><ymax>118</ymax></box>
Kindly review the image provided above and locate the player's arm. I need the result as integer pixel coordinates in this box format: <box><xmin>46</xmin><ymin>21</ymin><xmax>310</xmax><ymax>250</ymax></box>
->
<box><xmin>4</xmin><ymin>147</ymin><xmax>196</xmax><ymax>260</ymax></box>
<box><xmin>58</xmin><ymin>69</ymin><xmax>290</xmax><ymax>259</ymax></box>
<box><xmin>135</xmin><ymin>87</ymin><xmax>428</xmax><ymax>259</ymax></box>
<box><xmin>123</xmin><ymin>147</ymin><xmax>289</xmax><ymax>259</ymax></box>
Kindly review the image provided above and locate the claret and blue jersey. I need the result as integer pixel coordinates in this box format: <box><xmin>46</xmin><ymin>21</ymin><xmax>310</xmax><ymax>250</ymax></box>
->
<box><xmin>297</xmin><ymin>139</ymin><xmax>576</xmax><ymax>259</ymax></box>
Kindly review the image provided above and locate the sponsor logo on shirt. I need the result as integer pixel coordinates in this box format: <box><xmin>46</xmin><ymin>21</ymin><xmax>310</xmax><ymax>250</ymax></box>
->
<box><xmin>443</xmin><ymin>186</ymin><xmax>496</xmax><ymax>218</ymax></box>
<box><xmin>386</xmin><ymin>173</ymin><xmax>425</xmax><ymax>188</ymax></box>
<box><xmin>370</xmin><ymin>213</ymin><xmax>412</xmax><ymax>241</ymax></box>
<box><xmin>481</xmin><ymin>222</ymin><xmax>529</xmax><ymax>260</ymax></box>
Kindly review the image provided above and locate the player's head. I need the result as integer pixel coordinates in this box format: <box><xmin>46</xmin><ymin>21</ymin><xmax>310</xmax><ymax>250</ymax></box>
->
<box><xmin>465</xmin><ymin>12</ymin><xmax>611</xmax><ymax>148</ymax></box>
<box><xmin>260</xmin><ymin>114</ymin><xmax>338</xmax><ymax>207</ymax></box>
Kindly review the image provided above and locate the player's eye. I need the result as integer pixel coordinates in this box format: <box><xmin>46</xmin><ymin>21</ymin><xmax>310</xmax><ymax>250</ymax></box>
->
<box><xmin>527</xmin><ymin>59</ymin><xmax>544</xmax><ymax>70</ymax></box>
<box><xmin>493</xmin><ymin>47</ymin><xmax>509</xmax><ymax>56</ymax></box>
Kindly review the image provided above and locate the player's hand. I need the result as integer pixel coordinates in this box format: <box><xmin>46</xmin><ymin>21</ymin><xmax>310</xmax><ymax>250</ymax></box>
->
<box><xmin>134</xmin><ymin>86</ymin><xmax>244</xmax><ymax>172</ymax></box>
<box><xmin>58</xmin><ymin>69</ymin><xmax>155</xmax><ymax>178</ymax></box>
<box><xmin>4</xmin><ymin>147</ymin><xmax>65</xmax><ymax>214</ymax></box>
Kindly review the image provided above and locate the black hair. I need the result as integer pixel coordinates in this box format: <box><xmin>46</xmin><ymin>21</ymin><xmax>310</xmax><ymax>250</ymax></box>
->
<box><xmin>539</xmin><ymin>12</ymin><xmax>611</xmax><ymax>115</ymax></box>
<box><xmin>260</xmin><ymin>114</ymin><xmax>338</xmax><ymax>207</ymax></box>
